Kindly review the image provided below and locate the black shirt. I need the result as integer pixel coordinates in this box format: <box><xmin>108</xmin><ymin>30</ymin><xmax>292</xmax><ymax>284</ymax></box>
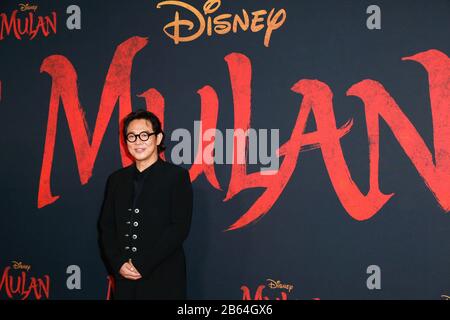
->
<box><xmin>132</xmin><ymin>157</ymin><xmax>162</xmax><ymax>208</ymax></box>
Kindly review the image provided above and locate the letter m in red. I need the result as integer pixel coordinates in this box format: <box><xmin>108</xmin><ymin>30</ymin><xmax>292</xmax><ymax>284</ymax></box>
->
<box><xmin>37</xmin><ymin>36</ymin><xmax>148</xmax><ymax>208</ymax></box>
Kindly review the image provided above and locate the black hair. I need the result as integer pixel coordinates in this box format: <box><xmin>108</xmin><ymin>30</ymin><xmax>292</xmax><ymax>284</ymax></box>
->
<box><xmin>122</xmin><ymin>109</ymin><xmax>166</xmax><ymax>153</ymax></box>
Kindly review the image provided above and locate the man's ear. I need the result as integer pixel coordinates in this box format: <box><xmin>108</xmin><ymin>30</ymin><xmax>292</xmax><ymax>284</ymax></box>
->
<box><xmin>156</xmin><ymin>132</ymin><xmax>163</xmax><ymax>146</ymax></box>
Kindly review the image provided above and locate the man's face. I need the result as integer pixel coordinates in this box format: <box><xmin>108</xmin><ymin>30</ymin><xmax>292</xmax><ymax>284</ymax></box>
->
<box><xmin>126</xmin><ymin>119</ymin><xmax>161</xmax><ymax>162</ymax></box>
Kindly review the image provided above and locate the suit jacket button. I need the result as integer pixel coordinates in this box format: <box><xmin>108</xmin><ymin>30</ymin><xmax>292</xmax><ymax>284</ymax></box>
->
<box><xmin>131</xmin><ymin>247</ymin><xmax>137</xmax><ymax>252</ymax></box>
<box><xmin>134</xmin><ymin>208</ymin><xmax>140</xmax><ymax>214</ymax></box>
<box><xmin>133</xmin><ymin>222</ymin><xmax>139</xmax><ymax>227</ymax></box>
<box><xmin>132</xmin><ymin>234</ymin><xmax>137</xmax><ymax>240</ymax></box>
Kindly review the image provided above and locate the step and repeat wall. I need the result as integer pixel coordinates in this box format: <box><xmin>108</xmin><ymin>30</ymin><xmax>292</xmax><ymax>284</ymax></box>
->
<box><xmin>0</xmin><ymin>0</ymin><xmax>449</xmax><ymax>299</ymax></box>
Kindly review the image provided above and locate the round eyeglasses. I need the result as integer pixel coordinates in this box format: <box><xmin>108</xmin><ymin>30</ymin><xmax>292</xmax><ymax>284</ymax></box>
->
<box><xmin>126</xmin><ymin>131</ymin><xmax>157</xmax><ymax>143</ymax></box>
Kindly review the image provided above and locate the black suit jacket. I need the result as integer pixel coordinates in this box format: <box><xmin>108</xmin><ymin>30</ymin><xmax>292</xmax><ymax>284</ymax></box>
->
<box><xmin>98</xmin><ymin>158</ymin><xmax>193</xmax><ymax>299</ymax></box>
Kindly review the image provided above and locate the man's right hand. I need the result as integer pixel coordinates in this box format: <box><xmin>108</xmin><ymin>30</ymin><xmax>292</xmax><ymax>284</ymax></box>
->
<box><xmin>119</xmin><ymin>262</ymin><xmax>142</xmax><ymax>280</ymax></box>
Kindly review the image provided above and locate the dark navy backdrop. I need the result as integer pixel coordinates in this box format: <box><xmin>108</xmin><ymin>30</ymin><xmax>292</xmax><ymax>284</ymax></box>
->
<box><xmin>0</xmin><ymin>0</ymin><xmax>449</xmax><ymax>299</ymax></box>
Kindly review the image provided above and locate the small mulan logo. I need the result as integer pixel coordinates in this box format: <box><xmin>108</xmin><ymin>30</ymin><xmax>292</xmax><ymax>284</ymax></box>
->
<box><xmin>0</xmin><ymin>3</ymin><xmax>57</xmax><ymax>40</ymax></box>
<box><xmin>0</xmin><ymin>261</ymin><xmax>51</xmax><ymax>300</ymax></box>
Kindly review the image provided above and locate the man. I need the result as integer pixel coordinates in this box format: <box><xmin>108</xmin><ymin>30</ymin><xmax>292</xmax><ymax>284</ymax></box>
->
<box><xmin>99</xmin><ymin>109</ymin><xmax>193</xmax><ymax>299</ymax></box>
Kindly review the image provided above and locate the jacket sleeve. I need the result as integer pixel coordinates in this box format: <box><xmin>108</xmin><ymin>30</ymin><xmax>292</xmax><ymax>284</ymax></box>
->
<box><xmin>133</xmin><ymin>168</ymin><xmax>193</xmax><ymax>278</ymax></box>
<box><xmin>98</xmin><ymin>174</ymin><xmax>126</xmax><ymax>275</ymax></box>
